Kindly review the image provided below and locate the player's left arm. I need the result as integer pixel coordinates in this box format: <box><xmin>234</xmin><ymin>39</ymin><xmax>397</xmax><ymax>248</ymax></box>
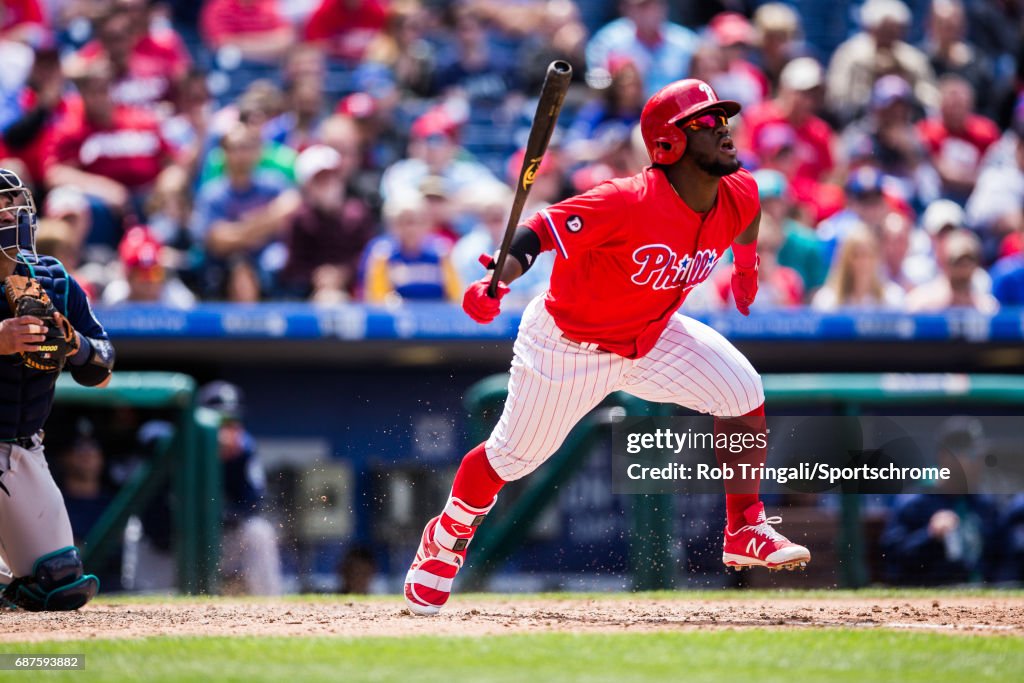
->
<box><xmin>730</xmin><ymin>210</ymin><xmax>761</xmax><ymax>316</ymax></box>
<box><xmin>64</xmin><ymin>276</ymin><xmax>115</xmax><ymax>387</ymax></box>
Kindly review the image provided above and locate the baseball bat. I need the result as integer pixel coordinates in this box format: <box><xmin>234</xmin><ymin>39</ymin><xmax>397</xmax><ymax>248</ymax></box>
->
<box><xmin>488</xmin><ymin>60</ymin><xmax>573</xmax><ymax>298</ymax></box>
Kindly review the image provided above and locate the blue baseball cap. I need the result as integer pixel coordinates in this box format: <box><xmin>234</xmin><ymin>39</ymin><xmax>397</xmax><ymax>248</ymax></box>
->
<box><xmin>845</xmin><ymin>166</ymin><xmax>885</xmax><ymax>197</ymax></box>
<box><xmin>871</xmin><ymin>75</ymin><xmax>913</xmax><ymax>109</ymax></box>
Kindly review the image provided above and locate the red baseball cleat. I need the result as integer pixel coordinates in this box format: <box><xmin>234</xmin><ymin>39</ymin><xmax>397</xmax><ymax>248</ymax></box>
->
<box><xmin>404</xmin><ymin>496</ymin><xmax>495</xmax><ymax>616</ymax></box>
<box><xmin>722</xmin><ymin>502</ymin><xmax>810</xmax><ymax>570</ymax></box>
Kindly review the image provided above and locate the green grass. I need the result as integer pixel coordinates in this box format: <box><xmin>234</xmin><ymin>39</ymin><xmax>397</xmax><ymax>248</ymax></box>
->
<box><xmin>1</xmin><ymin>630</ymin><xmax>1021</xmax><ymax>683</ymax></box>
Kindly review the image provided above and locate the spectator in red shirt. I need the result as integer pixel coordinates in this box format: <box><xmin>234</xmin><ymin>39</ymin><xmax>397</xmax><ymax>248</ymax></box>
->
<box><xmin>200</xmin><ymin>0</ymin><xmax>295</xmax><ymax>64</ymax></box>
<box><xmin>742</xmin><ymin>57</ymin><xmax>838</xmax><ymax>185</ymax></box>
<box><xmin>706</xmin><ymin>12</ymin><xmax>769</xmax><ymax>109</ymax></box>
<box><xmin>303</xmin><ymin>0</ymin><xmax>388</xmax><ymax>63</ymax></box>
<box><xmin>74</xmin><ymin>1</ymin><xmax>191</xmax><ymax>110</ymax></box>
<box><xmin>102</xmin><ymin>225</ymin><xmax>196</xmax><ymax>308</ymax></box>
<box><xmin>47</xmin><ymin>59</ymin><xmax>175</xmax><ymax>220</ymax></box>
<box><xmin>917</xmin><ymin>74</ymin><xmax>1001</xmax><ymax>204</ymax></box>
<box><xmin>0</xmin><ymin>47</ymin><xmax>68</xmax><ymax>188</ymax></box>
<box><xmin>0</xmin><ymin>0</ymin><xmax>47</xmax><ymax>46</ymax></box>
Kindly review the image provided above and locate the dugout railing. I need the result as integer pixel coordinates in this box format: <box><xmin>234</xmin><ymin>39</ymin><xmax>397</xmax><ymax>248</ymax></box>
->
<box><xmin>460</xmin><ymin>373</ymin><xmax>1024</xmax><ymax>590</ymax></box>
<box><xmin>54</xmin><ymin>372</ymin><xmax>221</xmax><ymax>595</ymax></box>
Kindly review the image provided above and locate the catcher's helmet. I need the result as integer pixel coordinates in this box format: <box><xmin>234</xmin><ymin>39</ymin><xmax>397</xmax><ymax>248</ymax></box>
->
<box><xmin>640</xmin><ymin>79</ymin><xmax>741</xmax><ymax>165</ymax></box>
<box><xmin>0</xmin><ymin>168</ymin><xmax>38</xmax><ymax>261</ymax></box>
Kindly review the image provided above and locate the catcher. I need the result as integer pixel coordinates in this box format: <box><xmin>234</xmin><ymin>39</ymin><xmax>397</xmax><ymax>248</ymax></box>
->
<box><xmin>0</xmin><ymin>168</ymin><xmax>114</xmax><ymax>610</ymax></box>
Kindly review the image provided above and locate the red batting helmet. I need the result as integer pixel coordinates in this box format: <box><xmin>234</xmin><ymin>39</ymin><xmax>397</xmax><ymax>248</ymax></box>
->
<box><xmin>640</xmin><ymin>79</ymin><xmax>741</xmax><ymax>164</ymax></box>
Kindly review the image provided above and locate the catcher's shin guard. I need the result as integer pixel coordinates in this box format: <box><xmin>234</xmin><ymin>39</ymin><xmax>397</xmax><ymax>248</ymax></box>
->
<box><xmin>404</xmin><ymin>495</ymin><xmax>496</xmax><ymax>615</ymax></box>
<box><xmin>1</xmin><ymin>546</ymin><xmax>99</xmax><ymax>611</ymax></box>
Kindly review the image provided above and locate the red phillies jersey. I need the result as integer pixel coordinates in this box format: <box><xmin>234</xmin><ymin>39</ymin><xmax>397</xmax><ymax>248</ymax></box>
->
<box><xmin>523</xmin><ymin>166</ymin><xmax>760</xmax><ymax>359</ymax></box>
<box><xmin>303</xmin><ymin>0</ymin><xmax>388</xmax><ymax>61</ymax></box>
<box><xmin>1</xmin><ymin>0</ymin><xmax>44</xmax><ymax>32</ymax></box>
<box><xmin>5</xmin><ymin>88</ymin><xmax>73</xmax><ymax>184</ymax></box>
<box><xmin>917</xmin><ymin>115</ymin><xmax>1000</xmax><ymax>170</ymax></box>
<box><xmin>49</xmin><ymin>105</ymin><xmax>172</xmax><ymax>189</ymax></box>
<box><xmin>742</xmin><ymin>101</ymin><xmax>835</xmax><ymax>182</ymax></box>
<box><xmin>78</xmin><ymin>30</ymin><xmax>191</xmax><ymax>108</ymax></box>
<box><xmin>201</xmin><ymin>0</ymin><xmax>289</xmax><ymax>45</ymax></box>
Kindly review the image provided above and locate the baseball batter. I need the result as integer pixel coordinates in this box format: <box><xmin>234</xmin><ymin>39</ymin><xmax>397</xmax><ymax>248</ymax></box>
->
<box><xmin>0</xmin><ymin>168</ymin><xmax>115</xmax><ymax>611</ymax></box>
<box><xmin>405</xmin><ymin>80</ymin><xmax>810</xmax><ymax>616</ymax></box>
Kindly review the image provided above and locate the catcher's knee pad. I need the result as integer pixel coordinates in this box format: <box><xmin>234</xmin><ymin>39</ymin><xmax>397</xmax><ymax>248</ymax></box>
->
<box><xmin>1</xmin><ymin>546</ymin><xmax>99</xmax><ymax>611</ymax></box>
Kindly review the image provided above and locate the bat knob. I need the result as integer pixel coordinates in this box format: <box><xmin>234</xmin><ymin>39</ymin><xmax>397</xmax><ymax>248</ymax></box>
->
<box><xmin>549</xmin><ymin>60</ymin><xmax>572</xmax><ymax>77</ymax></box>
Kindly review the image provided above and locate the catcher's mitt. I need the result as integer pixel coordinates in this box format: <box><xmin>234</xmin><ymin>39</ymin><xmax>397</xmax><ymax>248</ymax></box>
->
<box><xmin>3</xmin><ymin>275</ymin><xmax>78</xmax><ymax>372</ymax></box>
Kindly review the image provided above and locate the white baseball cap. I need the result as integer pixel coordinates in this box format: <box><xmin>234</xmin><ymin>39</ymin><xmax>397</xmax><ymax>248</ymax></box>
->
<box><xmin>45</xmin><ymin>185</ymin><xmax>90</xmax><ymax>216</ymax></box>
<box><xmin>921</xmin><ymin>199</ymin><xmax>965</xmax><ymax>236</ymax></box>
<box><xmin>860</xmin><ymin>0</ymin><xmax>911</xmax><ymax>29</ymax></box>
<box><xmin>780</xmin><ymin>57</ymin><xmax>824</xmax><ymax>92</ymax></box>
<box><xmin>295</xmin><ymin>144</ymin><xmax>342</xmax><ymax>185</ymax></box>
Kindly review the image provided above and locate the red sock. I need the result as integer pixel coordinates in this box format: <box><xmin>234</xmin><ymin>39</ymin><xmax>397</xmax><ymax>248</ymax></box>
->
<box><xmin>714</xmin><ymin>404</ymin><xmax>766</xmax><ymax>532</ymax></box>
<box><xmin>450</xmin><ymin>442</ymin><xmax>505</xmax><ymax>508</ymax></box>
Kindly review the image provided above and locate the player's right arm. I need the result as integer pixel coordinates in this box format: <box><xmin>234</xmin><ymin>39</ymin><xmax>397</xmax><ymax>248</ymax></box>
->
<box><xmin>463</xmin><ymin>181</ymin><xmax>626</xmax><ymax>324</ymax></box>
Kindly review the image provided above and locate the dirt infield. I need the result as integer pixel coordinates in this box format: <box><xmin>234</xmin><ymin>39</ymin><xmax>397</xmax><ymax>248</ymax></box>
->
<box><xmin>2</xmin><ymin>594</ymin><xmax>1022</xmax><ymax>642</ymax></box>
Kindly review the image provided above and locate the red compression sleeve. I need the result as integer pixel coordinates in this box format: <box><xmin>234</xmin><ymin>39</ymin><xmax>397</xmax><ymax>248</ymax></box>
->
<box><xmin>450</xmin><ymin>443</ymin><xmax>506</xmax><ymax>507</ymax></box>
<box><xmin>714</xmin><ymin>403</ymin><xmax>766</xmax><ymax>531</ymax></box>
<box><xmin>732</xmin><ymin>240</ymin><xmax>757</xmax><ymax>269</ymax></box>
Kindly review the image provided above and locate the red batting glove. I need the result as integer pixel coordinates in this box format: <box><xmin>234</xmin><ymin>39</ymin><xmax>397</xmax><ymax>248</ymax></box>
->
<box><xmin>463</xmin><ymin>278</ymin><xmax>509</xmax><ymax>324</ymax></box>
<box><xmin>464</xmin><ymin>254</ymin><xmax>509</xmax><ymax>324</ymax></box>
<box><xmin>731</xmin><ymin>257</ymin><xmax>759</xmax><ymax>316</ymax></box>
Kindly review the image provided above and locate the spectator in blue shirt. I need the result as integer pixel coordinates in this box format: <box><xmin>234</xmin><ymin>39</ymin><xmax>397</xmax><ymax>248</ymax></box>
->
<box><xmin>452</xmin><ymin>181</ymin><xmax>553</xmax><ymax>307</ymax></box>
<box><xmin>430</xmin><ymin>5</ymin><xmax>520</xmax><ymax>105</ymax></box>
<box><xmin>378</xmin><ymin>107</ymin><xmax>496</xmax><ymax>203</ymax></box>
<box><xmin>190</xmin><ymin>123</ymin><xmax>299</xmax><ymax>300</ymax></box>
<box><xmin>991</xmin><ymin>252</ymin><xmax>1024</xmax><ymax>305</ymax></box>
<box><xmin>586</xmin><ymin>0</ymin><xmax>699</xmax><ymax>98</ymax></box>
<box><xmin>362</xmin><ymin>191</ymin><xmax>461</xmax><ymax>304</ymax></box>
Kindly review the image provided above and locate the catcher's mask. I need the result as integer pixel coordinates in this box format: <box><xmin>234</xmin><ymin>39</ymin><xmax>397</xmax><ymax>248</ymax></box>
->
<box><xmin>0</xmin><ymin>168</ymin><xmax>39</xmax><ymax>263</ymax></box>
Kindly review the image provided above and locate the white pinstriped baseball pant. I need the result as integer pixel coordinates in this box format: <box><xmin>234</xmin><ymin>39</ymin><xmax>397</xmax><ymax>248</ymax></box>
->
<box><xmin>485</xmin><ymin>295</ymin><xmax>765</xmax><ymax>481</ymax></box>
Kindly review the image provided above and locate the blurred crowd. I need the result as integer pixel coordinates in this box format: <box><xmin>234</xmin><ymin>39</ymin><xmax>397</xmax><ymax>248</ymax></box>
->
<box><xmin>2</xmin><ymin>0</ymin><xmax>1024</xmax><ymax>312</ymax></box>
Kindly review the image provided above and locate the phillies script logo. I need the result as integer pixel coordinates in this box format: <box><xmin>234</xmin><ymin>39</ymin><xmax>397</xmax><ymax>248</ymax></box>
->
<box><xmin>631</xmin><ymin>244</ymin><xmax>720</xmax><ymax>291</ymax></box>
<box><xmin>522</xmin><ymin>156</ymin><xmax>543</xmax><ymax>190</ymax></box>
